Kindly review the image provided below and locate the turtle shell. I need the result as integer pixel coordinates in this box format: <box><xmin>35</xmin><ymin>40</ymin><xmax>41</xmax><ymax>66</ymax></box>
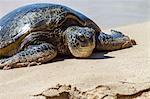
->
<box><xmin>0</xmin><ymin>3</ymin><xmax>101</xmax><ymax>49</ymax></box>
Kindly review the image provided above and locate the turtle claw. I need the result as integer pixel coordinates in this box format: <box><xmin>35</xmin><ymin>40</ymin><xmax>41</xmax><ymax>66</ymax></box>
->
<box><xmin>131</xmin><ymin>39</ymin><xmax>137</xmax><ymax>45</ymax></box>
<box><xmin>0</xmin><ymin>58</ymin><xmax>12</xmax><ymax>70</ymax></box>
<box><xmin>3</xmin><ymin>66</ymin><xmax>12</xmax><ymax>70</ymax></box>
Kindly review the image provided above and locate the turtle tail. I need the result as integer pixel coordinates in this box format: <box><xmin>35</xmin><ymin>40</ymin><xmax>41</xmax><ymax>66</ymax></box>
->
<box><xmin>96</xmin><ymin>29</ymin><xmax>136</xmax><ymax>51</ymax></box>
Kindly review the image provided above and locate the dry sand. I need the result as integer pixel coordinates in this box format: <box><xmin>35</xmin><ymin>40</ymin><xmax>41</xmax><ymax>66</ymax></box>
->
<box><xmin>0</xmin><ymin>1</ymin><xmax>150</xmax><ymax>99</ymax></box>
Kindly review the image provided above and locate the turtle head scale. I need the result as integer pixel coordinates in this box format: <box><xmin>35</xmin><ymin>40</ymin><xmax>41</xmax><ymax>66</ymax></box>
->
<box><xmin>65</xmin><ymin>26</ymin><xmax>95</xmax><ymax>58</ymax></box>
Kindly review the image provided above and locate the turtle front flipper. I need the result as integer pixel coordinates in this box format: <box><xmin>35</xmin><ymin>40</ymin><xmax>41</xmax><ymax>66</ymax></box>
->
<box><xmin>96</xmin><ymin>30</ymin><xmax>136</xmax><ymax>51</ymax></box>
<box><xmin>0</xmin><ymin>43</ymin><xmax>57</xmax><ymax>70</ymax></box>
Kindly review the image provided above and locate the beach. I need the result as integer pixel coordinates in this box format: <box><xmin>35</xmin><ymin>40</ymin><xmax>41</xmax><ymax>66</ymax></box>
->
<box><xmin>0</xmin><ymin>0</ymin><xmax>150</xmax><ymax>99</ymax></box>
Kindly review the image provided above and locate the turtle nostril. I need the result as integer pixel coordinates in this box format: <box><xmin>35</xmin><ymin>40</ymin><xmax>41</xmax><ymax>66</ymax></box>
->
<box><xmin>87</xmin><ymin>34</ymin><xmax>93</xmax><ymax>40</ymax></box>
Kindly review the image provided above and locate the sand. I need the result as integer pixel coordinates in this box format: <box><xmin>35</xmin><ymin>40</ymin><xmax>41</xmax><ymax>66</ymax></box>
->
<box><xmin>0</xmin><ymin>1</ymin><xmax>150</xmax><ymax>99</ymax></box>
<box><xmin>0</xmin><ymin>21</ymin><xmax>149</xmax><ymax>99</ymax></box>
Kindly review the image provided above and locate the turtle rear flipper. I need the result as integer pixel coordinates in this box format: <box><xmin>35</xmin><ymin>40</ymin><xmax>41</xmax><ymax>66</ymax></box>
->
<box><xmin>96</xmin><ymin>30</ymin><xmax>136</xmax><ymax>51</ymax></box>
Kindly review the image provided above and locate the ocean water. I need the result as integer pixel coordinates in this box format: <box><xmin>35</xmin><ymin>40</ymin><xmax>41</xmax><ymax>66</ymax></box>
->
<box><xmin>0</xmin><ymin>0</ymin><xmax>149</xmax><ymax>28</ymax></box>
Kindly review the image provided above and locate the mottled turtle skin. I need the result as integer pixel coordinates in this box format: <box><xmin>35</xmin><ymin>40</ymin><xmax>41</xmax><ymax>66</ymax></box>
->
<box><xmin>0</xmin><ymin>3</ymin><xmax>136</xmax><ymax>69</ymax></box>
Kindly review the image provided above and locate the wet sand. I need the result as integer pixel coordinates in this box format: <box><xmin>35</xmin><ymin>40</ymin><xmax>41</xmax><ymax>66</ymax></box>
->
<box><xmin>0</xmin><ymin>1</ymin><xmax>149</xmax><ymax>99</ymax></box>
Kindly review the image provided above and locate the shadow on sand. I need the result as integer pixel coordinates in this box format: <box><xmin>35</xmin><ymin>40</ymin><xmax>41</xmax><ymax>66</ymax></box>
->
<box><xmin>0</xmin><ymin>52</ymin><xmax>114</xmax><ymax>70</ymax></box>
<box><xmin>51</xmin><ymin>51</ymin><xmax>114</xmax><ymax>63</ymax></box>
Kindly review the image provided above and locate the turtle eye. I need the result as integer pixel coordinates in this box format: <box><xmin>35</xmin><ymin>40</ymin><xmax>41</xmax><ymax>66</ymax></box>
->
<box><xmin>79</xmin><ymin>35</ymin><xmax>85</xmax><ymax>42</ymax></box>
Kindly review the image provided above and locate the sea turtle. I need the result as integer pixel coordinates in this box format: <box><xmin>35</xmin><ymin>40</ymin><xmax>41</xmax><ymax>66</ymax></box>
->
<box><xmin>0</xmin><ymin>3</ymin><xmax>136</xmax><ymax>69</ymax></box>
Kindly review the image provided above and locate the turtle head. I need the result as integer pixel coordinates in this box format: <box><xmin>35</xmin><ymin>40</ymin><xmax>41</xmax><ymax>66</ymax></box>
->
<box><xmin>65</xmin><ymin>26</ymin><xmax>95</xmax><ymax>58</ymax></box>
